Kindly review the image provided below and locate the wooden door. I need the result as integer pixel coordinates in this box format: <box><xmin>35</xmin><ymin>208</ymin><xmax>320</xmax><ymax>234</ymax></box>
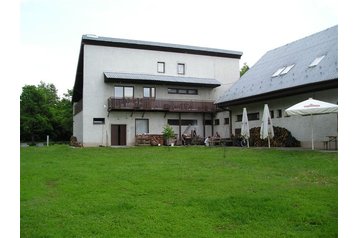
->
<box><xmin>111</xmin><ymin>124</ymin><xmax>126</xmax><ymax>146</ymax></box>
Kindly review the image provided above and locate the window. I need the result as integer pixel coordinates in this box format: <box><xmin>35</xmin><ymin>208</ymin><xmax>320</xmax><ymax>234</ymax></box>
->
<box><xmin>272</xmin><ymin>67</ymin><xmax>285</xmax><ymax>77</ymax></box>
<box><xmin>309</xmin><ymin>55</ymin><xmax>325</xmax><ymax>67</ymax></box>
<box><xmin>224</xmin><ymin>118</ymin><xmax>230</xmax><ymax>125</ymax></box>
<box><xmin>93</xmin><ymin>118</ymin><xmax>105</xmax><ymax>124</ymax></box>
<box><xmin>280</xmin><ymin>64</ymin><xmax>295</xmax><ymax>75</ymax></box>
<box><xmin>270</xmin><ymin>110</ymin><xmax>274</xmax><ymax>119</ymax></box>
<box><xmin>168</xmin><ymin>88</ymin><xmax>198</xmax><ymax>95</ymax></box>
<box><xmin>204</xmin><ymin>120</ymin><xmax>212</xmax><ymax>125</ymax></box>
<box><xmin>135</xmin><ymin>119</ymin><xmax>149</xmax><ymax>135</ymax></box>
<box><xmin>157</xmin><ymin>62</ymin><xmax>165</xmax><ymax>73</ymax></box>
<box><xmin>168</xmin><ymin>119</ymin><xmax>197</xmax><ymax>126</ymax></box>
<box><xmin>272</xmin><ymin>64</ymin><xmax>295</xmax><ymax>77</ymax></box>
<box><xmin>277</xmin><ymin>109</ymin><xmax>282</xmax><ymax>118</ymax></box>
<box><xmin>247</xmin><ymin>112</ymin><xmax>259</xmax><ymax>121</ymax></box>
<box><xmin>177</xmin><ymin>63</ymin><xmax>185</xmax><ymax>75</ymax></box>
<box><xmin>115</xmin><ymin>86</ymin><xmax>134</xmax><ymax>98</ymax></box>
<box><xmin>236</xmin><ymin>114</ymin><xmax>242</xmax><ymax>122</ymax></box>
<box><xmin>143</xmin><ymin>87</ymin><xmax>156</xmax><ymax>98</ymax></box>
<box><xmin>214</xmin><ymin>119</ymin><xmax>220</xmax><ymax>125</ymax></box>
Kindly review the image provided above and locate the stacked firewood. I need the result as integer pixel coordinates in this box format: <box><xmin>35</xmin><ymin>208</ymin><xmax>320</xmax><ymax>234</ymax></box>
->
<box><xmin>249</xmin><ymin>126</ymin><xmax>301</xmax><ymax>147</ymax></box>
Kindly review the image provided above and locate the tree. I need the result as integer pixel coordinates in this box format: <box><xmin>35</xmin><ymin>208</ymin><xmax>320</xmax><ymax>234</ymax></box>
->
<box><xmin>20</xmin><ymin>85</ymin><xmax>53</xmax><ymax>143</ymax></box>
<box><xmin>20</xmin><ymin>83</ymin><xmax>73</xmax><ymax>143</ymax></box>
<box><xmin>240</xmin><ymin>63</ymin><xmax>250</xmax><ymax>77</ymax></box>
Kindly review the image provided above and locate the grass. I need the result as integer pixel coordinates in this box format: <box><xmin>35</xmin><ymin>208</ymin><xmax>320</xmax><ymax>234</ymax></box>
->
<box><xmin>21</xmin><ymin>145</ymin><xmax>338</xmax><ymax>237</ymax></box>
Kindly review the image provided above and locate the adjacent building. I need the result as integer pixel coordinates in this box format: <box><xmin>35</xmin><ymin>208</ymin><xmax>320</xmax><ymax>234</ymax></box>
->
<box><xmin>216</xmin><ymin>25</ymin><xmax>338</xmax><ymax>149</ymax></box>
<box><xmin>72</xmin><ymin>35</ymin><xmax>242</xmax><ymax>146</ymax></box>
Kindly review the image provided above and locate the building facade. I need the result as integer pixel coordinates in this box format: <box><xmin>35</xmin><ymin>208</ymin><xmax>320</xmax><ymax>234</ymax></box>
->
<box><xmin>72</xmin><ymin>35</ymin><xmax>242</xmax><ymax>146</ymax></box>
<box><xmin>216</xmin><ymin>26</ymin><xmax>338</xmax><ymax>149</ymax></box>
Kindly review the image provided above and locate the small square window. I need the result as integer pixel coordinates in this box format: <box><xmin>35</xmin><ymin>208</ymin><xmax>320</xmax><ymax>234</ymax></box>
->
<box><xmin>157</xmin><ymin>62</ymin><xmax>165</xmax><ymax>73</ymax></box>
<box><xmin>224</xmin><ymin>118</ymin><xmax>230</xmax><ymax>124</ymax></box>
<box><xmin>178</xmin><ymin>63</ymin><xmax>185</xmax><ymax>75</ymax></box>
<box><xmin>214</xmin><ymin>119</ymin><xmax>220</xmax><ymax>125</ymax></box>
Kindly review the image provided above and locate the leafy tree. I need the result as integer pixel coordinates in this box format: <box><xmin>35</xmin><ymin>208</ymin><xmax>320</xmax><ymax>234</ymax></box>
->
<box><xmin>240</xmin><ymin>63</ymin><xmax>250</xmax><ymax>77</ymax></box>
<box><xmin>20</xmin><ymin>85</ymin><xmax>53</xmax><ymax>143</ymax></box>
<box><xmin>20</xmin><ymin>83</ymin><xmax>73</xmax><ymax>143</ymax></box>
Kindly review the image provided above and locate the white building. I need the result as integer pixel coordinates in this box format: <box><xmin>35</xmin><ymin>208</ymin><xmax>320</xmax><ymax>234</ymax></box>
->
<box><xmin>72</xmin><ymin>35</ymin><xmax>242</xmax><ymax>146</ymax></box>
<box><xmin>216</xmin><ymin>26</ymin><xmax>338</xmax><ymax>149</ymax></box>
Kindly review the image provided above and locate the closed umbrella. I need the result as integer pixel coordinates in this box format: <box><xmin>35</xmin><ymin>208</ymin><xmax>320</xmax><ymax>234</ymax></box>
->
<box><xmin>285</xmin><ymin>98</ymin><xmax>338</xmax><ymax>150</ymax></box>
<box><xmin>260</xmin><ymin>104</ymin><xmax>274</xmax><ymax>148</ymax></box>
<box><xmin>241</xmin><ymin>108</ymin><xmax>250</xmax><ymax>147</ymax></box>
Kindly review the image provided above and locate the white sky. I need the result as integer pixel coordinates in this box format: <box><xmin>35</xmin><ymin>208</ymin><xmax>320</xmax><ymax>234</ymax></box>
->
<box><xmin>20</xmin><ymin>0</ymin><xmax>338</xmax><ymax>96</ymax></box>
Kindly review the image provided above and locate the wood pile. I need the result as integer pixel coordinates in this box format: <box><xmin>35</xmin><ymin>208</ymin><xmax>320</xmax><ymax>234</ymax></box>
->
<box><xmin>249</xmin><ymin>126</ymin><xmax>301</xmax><ymax>147</ymax></box>
<box><xmin>70</xmin><ymin>136</ymin><xmax>83</xmax><ymax>147</ymax></box>
<box><xmin>136</xmin><ymin>134</ymin><xmax>164</xmax><ymax>146</ymax></box>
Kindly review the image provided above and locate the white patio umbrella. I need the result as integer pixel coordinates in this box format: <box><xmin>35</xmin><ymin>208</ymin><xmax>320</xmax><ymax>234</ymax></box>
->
<box><xmin>241</xmin><ymin>108</ymin><xmax>250</xmax><ymax>147</ymax></box>
<box><xmin>260</xmin><ymin>104</ymin><xmax>274</xmax><ymax>148</ymax></box>
<box><xmin>285</xmin><ymin>98</ymin><xmax>338</xmax><ymax>150</ymax></box>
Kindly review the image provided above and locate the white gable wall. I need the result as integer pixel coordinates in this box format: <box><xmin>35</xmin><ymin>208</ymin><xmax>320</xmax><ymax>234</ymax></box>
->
<box><xmin>80</xmin><ymin>44</ymin><xmax>240</xmax><ymax>146</ymax></box>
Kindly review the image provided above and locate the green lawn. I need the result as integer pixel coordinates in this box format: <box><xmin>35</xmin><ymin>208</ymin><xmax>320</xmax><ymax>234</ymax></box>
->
<box><xmin>21</xmin><ymin>145</ymin><xmax>337</xmax><ymax>237</ymax></box>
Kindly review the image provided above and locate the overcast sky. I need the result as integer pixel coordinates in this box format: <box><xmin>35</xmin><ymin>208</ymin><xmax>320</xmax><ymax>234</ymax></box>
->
<box><xmin>20</xmin><ymin>0</ymin><xmax>337</xmax><ymax>96</ymax></box>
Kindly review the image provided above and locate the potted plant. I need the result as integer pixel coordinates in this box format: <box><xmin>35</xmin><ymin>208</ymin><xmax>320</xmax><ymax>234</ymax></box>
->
<box><xmin>162</xmin><ymin>124</ymin><xmax>176</xmax><ymax>146</ymax></box>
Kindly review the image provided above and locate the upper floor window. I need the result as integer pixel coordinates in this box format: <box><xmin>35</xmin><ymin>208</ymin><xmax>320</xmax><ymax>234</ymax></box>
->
<box><xmin>157</xmin><ymin>62</ymin><xmax>165</xmax><ymax>73</ymax></box>
<box><xmin>177</xmin><ymin>63</ymin><xmax>185</xmax><ymax>75</ymax></box>
<box><xmin>168</xmin><ymin>88</ymin><xmax>198</xmax><ymax>95</ymax></box>
<box><xmin>143</xmin><ymin>87</ymin><xmax>156</xmax><ymax>98</ymax></box>
<box><xmin>115</xmin><ymin>86</ymin><xmax>134</xmax><ymax>98</ymax></box>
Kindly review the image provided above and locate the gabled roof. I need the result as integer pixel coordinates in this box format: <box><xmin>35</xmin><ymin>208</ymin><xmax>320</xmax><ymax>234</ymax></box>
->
<box><xmin>104</xmin><ymin>72</ymin><xmax>221</xmax><ymax>88</ymax></box>
<box><xmin>216</xmin><ymin>25</ymin><xmax>338</xmax><ymax>106</ymax></box>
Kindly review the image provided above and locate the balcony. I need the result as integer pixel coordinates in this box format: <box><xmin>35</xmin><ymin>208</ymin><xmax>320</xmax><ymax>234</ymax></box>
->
<box><xmin>108</xmin><ymin>97</ymin><xmax>217</xmax><ymax>113</ymax></box>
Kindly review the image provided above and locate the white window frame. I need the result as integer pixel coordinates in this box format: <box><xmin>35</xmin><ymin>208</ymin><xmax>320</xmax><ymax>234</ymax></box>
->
<box><xmin>177</xmin><ymin>63</ymin><xmax>185</xmax><ymax>75</ymax></box>
<box><xmin>157</xmin><ymin>62</ymin><xmax>165</xmax><ymax>73</ymax></box>
<box><xmin>280</xmin><ymin>64</ymin><xmax>295</xmax><ymax>75</ymax></box>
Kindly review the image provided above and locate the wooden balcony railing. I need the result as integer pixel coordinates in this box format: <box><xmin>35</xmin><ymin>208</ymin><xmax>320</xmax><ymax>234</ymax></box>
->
<box><xmin>108</xmin><ymin>97</ymin><xmax>217</xmax><ymax>113</ymax></box>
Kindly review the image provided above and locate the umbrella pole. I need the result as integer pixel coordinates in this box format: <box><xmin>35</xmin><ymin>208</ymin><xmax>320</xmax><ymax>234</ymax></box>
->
<box><xmin>247</xmin><ymin>139</ymin><xmax>249</xmax><ymax>148</ymax></box>
<box><xmin>268</xmin><ymin>136</ymin><xmax>270</xmax><ymax>148</ymax></box>
<box><xmin>311</xmin><ymin>114</ymin><xmax>314</xmax><ymax>150</ymax></box>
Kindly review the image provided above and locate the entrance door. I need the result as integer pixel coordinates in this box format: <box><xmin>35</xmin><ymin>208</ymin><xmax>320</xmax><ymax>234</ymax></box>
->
<box><xmin>111</xmin><ymin>124</ymin><xmax>127</xmax><ymax>145</ymax></box>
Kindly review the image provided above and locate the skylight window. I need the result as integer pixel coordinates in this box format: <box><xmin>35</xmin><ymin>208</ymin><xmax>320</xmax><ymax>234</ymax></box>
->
<box><xmin>309</xmin><ymin>55</ymin><xmax>325</xmax><ymax>67</ymax></box>
<box><xmin>280</xmin><ymin>64</ymin><xmax>295</xmax><ymax>75</ymax></box>
<box><xmin>272</xmin><ymin>64</ymin><xmax>295</xmax><ymax>77</ymax></box>
<box><xmin>272</xmin><ymin>67</ymin><xmax>286</xmax><ymax>77</ymax></box>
